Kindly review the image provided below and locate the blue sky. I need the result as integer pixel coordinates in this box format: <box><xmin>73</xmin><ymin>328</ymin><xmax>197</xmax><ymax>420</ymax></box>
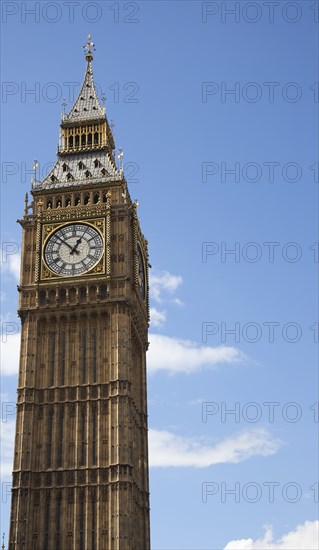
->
<box><xmin>0</xmin><ymin>1</ymin><xmax>318</xmax><ymax>548</ymax></box>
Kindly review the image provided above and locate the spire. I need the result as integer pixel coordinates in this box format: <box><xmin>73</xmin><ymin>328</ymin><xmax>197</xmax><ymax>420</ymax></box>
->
<box><xmin>63</xmin><ymin>34</ymin><xmax>105</xmax><ymax>124</ymax></box>
<box><xmin>34</xmin><ymin>36</ymin><xmax>121</xmax><ymax>191</ymax></box>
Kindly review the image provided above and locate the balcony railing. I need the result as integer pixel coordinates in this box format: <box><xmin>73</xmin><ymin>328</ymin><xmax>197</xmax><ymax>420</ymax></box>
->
<box><xmin>58</xmin><ymin>142</ymin><xmax>106</xmax><ymax>155</ymax></box>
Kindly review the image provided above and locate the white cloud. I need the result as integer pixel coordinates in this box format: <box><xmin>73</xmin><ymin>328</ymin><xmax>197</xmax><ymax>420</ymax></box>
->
<box><xmin>0</xmin><ymin>332</ymin><xmax>20</xmax><ymax>376</ymax></box>
<box><xmin>189</xmin><ymin>398</ymin><xmax>206</xmax><ymax>405</ymax></box>
<box><xmin>149</xmin><ymin>428</ymin><xmax>280</xmax><ymax>468</ymax></box>
<box><xmin>148</xmin><ymin>333</ymin><xmax>244</xmax><ymax>374</ymax></box>
<box><xmin>224</xmin><ymin>521</ymin><xmax>319</xmax><ymax>550</ymax></box>
<box><xmin>150</xmin><ymin>307</ymin><xmax>166</xmax><ymax>328</ymax></box>
<box><xmin>1</xmin><ymin>252</ymin><xmax>21</xmax><ymax>282</ymax></box>
<box><xmin>149</xmin><ymin>270</ymin><xmax>182</xmax><ymax>302</ymax></box>
<box><xmin>171</xmin><ymin>297</ymin><xmax>184</xmax><ymax>307</ymax></box>
<box><xmin>0</xmin><ymin>418</ymin><xmax>15</xmax><ymax>479</ymax></box>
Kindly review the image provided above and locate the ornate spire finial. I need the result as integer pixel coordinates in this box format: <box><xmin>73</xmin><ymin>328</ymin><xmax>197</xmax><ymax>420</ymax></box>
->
<box><xmin>118</xmin><ymin>148</ymin><xmax>124</xmax><ymax>174</ymax></box>
<box><xmin>32</xmin><ymin>160</ymin><xmax>39</xmax><ymax>185</ymax></box>
<box><xmin>24</xmin><ymin>193</ymin><xmax>28</xmax><ymax>215</ymax></box>
<box><xmin>83</xmin><ymin>34</ymin><xmax>95</xmax><ymax>61</ymax></box>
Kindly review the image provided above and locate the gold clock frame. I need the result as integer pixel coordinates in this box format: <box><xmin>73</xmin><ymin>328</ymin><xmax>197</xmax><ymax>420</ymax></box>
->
<box><xmin>40</xmin><ymin>218</ymin><xmax>108</xmax><ymax>281</ymax></box>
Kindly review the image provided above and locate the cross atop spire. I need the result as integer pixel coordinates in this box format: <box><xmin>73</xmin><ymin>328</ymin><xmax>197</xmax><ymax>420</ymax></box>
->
<box><xmin>83</xmin><ymin>33</ymin><xmax>95</xmax><ymax>61</ymax></box>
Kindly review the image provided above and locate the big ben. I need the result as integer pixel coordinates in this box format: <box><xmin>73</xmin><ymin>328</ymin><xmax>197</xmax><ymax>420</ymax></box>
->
<box><xmin>8</xmin><ymin>36</ymin><xmax>151</xmax><ymax>550</ymax></box>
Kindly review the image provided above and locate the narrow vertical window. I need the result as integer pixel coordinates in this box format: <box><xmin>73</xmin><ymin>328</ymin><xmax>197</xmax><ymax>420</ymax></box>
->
<box><xmin>79</xmin><ymin>498</ymin><xmax>85</xmax><ymax>550</ymax></box>
<box><xmin>92</xmin><ymin>498</ymin><xmax>96</xmax><ymax>550</ymax></box>
<box><xmin>80</xmin><ymin>410</ymin><xmax>86</xmax><ymax>466</ymax></box>
<box><xmin>56</xmin><ymin>496</ymin><xmax>61</xmax><ymax>549</ymax></box>
<box><xmin>92</xmin><ymin>327</ymin><xmax>97</xmax><ymax>383</ymax></box>
<box><xmin>47</xmin><ymin>413</ymin><xmax>53</xmax><ymax>468</ymax></box>
<box><xmin>82</xmin><ymin>328</ymin><xmax>87</xmax><ymax>384</ymax></box>
<box><xmin>49</xmin><ymin>332</ymin><xmax>56</xmax><ymax>386</ymax></box>
<box><xmin>67</xmin><ymin>489</ymin><xmax>74</xmax><ymax>550</ymax></box>
<box><xmin>60</xmin><ymin>331</ymin><xmax>66</xmax><ymax>386</ymax></box>
<box><xmin>57</xmin><ymin>412</ymin><xmax>63</xmax><ymax>468</ymax></box>
<box><xmin>32</xmin><ymin>494</ymin><xmax>39</xmax><ymax>550</ymax></box>
<box><xmin>92</xmin><ymin>408</ymin><xmax>97</xmax><ymax>465</ymax></box>
<box><xmin>44</xmin><ymin>496</ymin><xmax>50</xmax><ymax>547</ymax></box>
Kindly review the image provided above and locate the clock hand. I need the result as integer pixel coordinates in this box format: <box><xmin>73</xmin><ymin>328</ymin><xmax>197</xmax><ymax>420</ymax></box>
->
<box><xmin>70</xmin><ymin>238</ymin><xmax>82</xmax><ymax>255</ymax></box>
<box><xmin>55</xmin><ymin>235</ymin><xmax>74</xmax><ymax>252</ymax></box>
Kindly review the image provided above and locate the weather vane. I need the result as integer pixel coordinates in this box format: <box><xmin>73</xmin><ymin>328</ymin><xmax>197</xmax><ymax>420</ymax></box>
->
<box><xmin>83</xmin><ymin>34</ymin><xmax>96</xmax><ymax>57</ymax></box>
<box><xmin>62</xmin><ymin>98</ymin><xmax>67</xmax><ymax>114</ymax></box>
<box><xmin>2</xmin><ymin>533</ymin><xmax>5</xmax><ymax>550</ymax></box>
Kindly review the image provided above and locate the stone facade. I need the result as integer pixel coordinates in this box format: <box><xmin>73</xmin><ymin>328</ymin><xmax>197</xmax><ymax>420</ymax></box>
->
<box><xmin>8</xmin><ymin>37</ymin><xmax>151</xmax><ymax>550</ymax></box>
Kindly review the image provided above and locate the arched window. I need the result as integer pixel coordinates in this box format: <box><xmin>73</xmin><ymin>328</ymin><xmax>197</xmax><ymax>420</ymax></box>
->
<box><xmin>100</xmin><ymin>285</ymin><xmax>107</xmax><ymax>299</ymax></box>
<box><xmin>89</xmin><ymin>286</ymin><xmax>97</xmax><ymax>301</ymax></box>
<box><xmin>93</xmin><ymin>192</ymin><xmax>99</xmax><ymax>204</ymax></box>
<box><xmin>68</xmin><ymin>136</ymin><xmax>73</xmax><ymax>148</ymax></box>
<box><xmin>88</xmin><ymin>133</ymin><xmax>92</xmax><ymax>145</ymax></box>
<box><xmin>79</xmin><ymin>287</ymin><xmax>86</xmax><ymax>302</ymax></box>
<box><xmin>83</xmin><ymin>194</ymin><xmax>90</xmax><ymax>205</ymax></box>
<box><xmin>59</xmin><ymin>289</ymin><xmax>66</xmax><ymax>303</ymax></box>
<box><xmin>54</xmin><ymin>196</ymin><xmax>62</xmax><ymax>208</ymax></box>
<box><xmin>48</xmin><ymin>289</ymin><xmax>56</xmax><ymax>304</ymax></box>
<box><xmin>75</xmin><ymin>135</ymin><xmax>80</xmax><ymax>147</ymax></box>
<box><xmin>75</xmin><ymin>194</ymin><xmax>81</xmax><ymax>206</ymax></box>
<box><xmin>39</xmin><ymin>291</ymin><xmax>46</xmax><ymax>306</ymax></box>
<box><xmin>81</xmin><ymin>134</ymin><xmax>86</xmax><ymax>146</ymax></box>
<box><xmin>94</xmin><ymin>132</ymin><xmax>99</xmax><ymax>145</ymax></box>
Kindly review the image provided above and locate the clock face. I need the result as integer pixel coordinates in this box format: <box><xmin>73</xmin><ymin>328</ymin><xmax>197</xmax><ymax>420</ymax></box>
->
<box><xmin>137</xmin><ymin>244</ymin><xmax>146</xmax><ymax>301</ymax></box>
<box><xmin>44</xmin><ymin>223</ymin><xmax>104</xmax><ymax>277</ymax></box>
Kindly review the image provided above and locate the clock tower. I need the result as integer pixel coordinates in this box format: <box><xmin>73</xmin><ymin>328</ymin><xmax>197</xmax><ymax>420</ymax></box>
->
<box><xmin>9</xmin><ymin>37</ymin><xmax>151</xmax><ymax>550</ymax></box>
